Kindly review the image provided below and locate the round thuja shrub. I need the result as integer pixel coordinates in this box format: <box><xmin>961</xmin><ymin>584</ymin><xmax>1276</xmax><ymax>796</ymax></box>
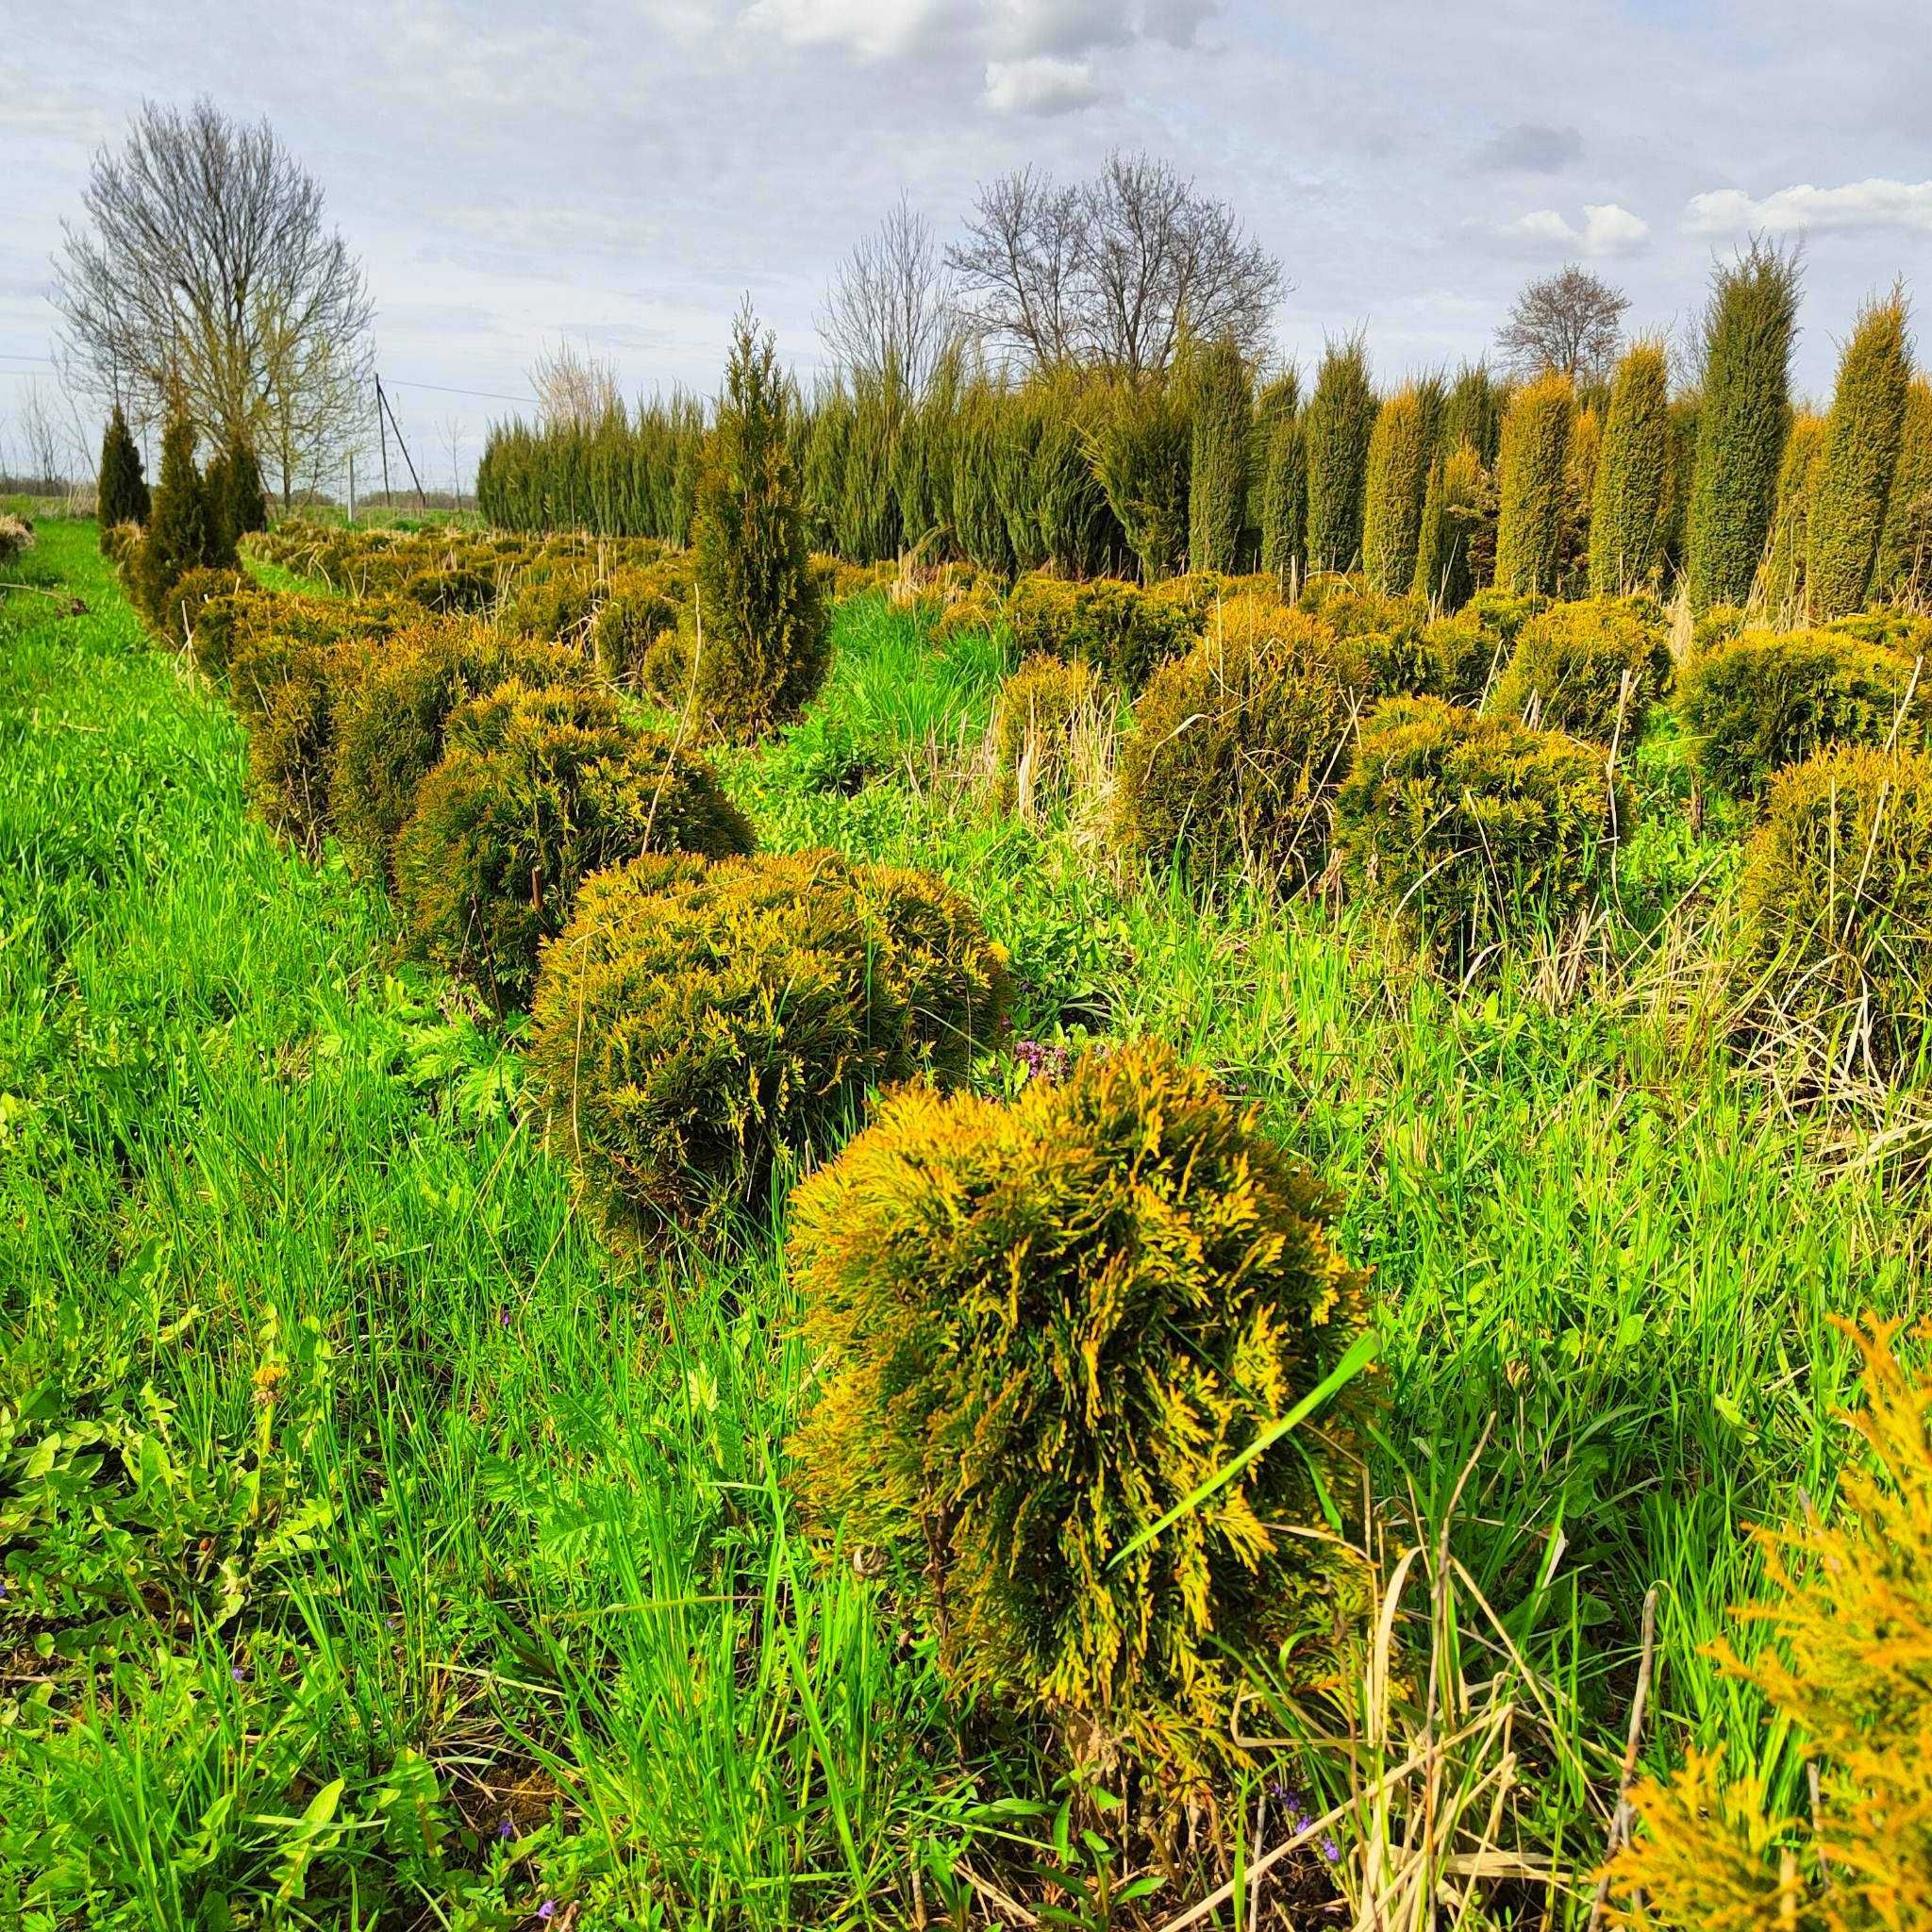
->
<box><xmin>591</xmin><ymin>558</ymin><xmax>692</xmax><ymax>687</ymax></box>
<box><xmin>1006</xmin><ymin>574</ymin><xmax>1195</xmax><ymax>690</ymax></box>
<box><xmin>1337</xmin><ymin>698</ymin><xmax>1629</xmax><ymax>969</ymax></box>
<box><xmin>1114</xmin><ymin>598</ymin><xmax>1369</xmax><ymax>888</ymax></box>
<box><xmin>789</xmin><ymin>1036</ymin><xmax>1374</xmax><ymax>1786</ymax></box>
<box><xmin>1490</xmin><ymin>596</ymin><xmax>1673</xmax><ymax>744</ymax></box>
<box><xmin>158</xmin><ymin>565</ymin><xmax>245</xmax><ymax>653</ymax></box>
<box><xmin>527</xmin><ymin>849</ymin><xmax>1010</xmax><ymax>1238</ymax></box>
<box><xmin>991</xmin><ymin>654</ymin><xmax>1109</xmax><ymax>815</ymax></box>
<box><xmin>1740</xmin><ymin>744</ymin><xmax>1932</xmax><ymax>1079</ymax></box>
<box><xmin>246</xmin><ymin>640</ymin><xmax>377</xmax><ymax>856</ymax></box>
<box><xmin>394</xmin><ymin>681</ymin><xmax>755</xmax><ymax>1007</ymax></box>
<box><xmin>1679</xmin><ymin>628</ymin><xmax>1932</xmax><ymax>799</ymax></box>
<box><xmin>330</xmin><ymin>625</ymin><xmax>586</xmax><ymax>883</ymax></box>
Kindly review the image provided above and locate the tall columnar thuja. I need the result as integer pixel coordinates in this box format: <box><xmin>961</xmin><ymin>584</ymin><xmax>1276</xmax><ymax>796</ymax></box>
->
<box><xmin>951</xmin><ymin>381</ymin><xmax>1015</xmax><ymax>577</ymax></box>
<box><xmin>209</xmin><ymin>435</ymin><xmax>268</xmax><ymax>563</ymax></box>
<box><xmin>95</xmin><ymin>404</ymin><xmax>150</xmax><ymax>542</ymax></box>
<box><xmin>1304</xmin><ymin>336</ymin><xmax>1376</xmax><ymax>573</ymax></box>
<box><xmin>1414</xmin><ymin>441</ymin><xmax>1486</xmax><ymax>609</ymax></box>
<box><xmin>1259</xmin><ymin>406</ymin><xmax>1308</xmax><ymax>582</ymax></box>
<box><xmin>1807</xmin><ymin>291</ymin><xmax>1913</xmax><ymax>621</ymax></box>
<box><xmin>1362</xmin><ymin>384</ymin><xmax>1432</xmax><ymax>595</ymax></box>
<box><xmin>1187</xmin><ymin>333</ymin><xmax>1252</xmax><ymax>574</ymax></box>
<box><xmin>993</xmin><ymin>385</ymin><xmax>1050</xmax><ymax>575</ymax></box>
<box><xmin>836</xmin><ymin>370</ymin><xmax>904</xmax><ymax>563</ymax></box>
<box><xmin>1687</xmin><ymin>242</ymin><xmax>1803</xmax><ymax>611</ymax></box>
<box><xmin>1442</xmin><ymin>361</ymin><xmax>1505</xmax><ymax>466</ymax></box>
<box><xmin>1246</xmin><ymin>370</ymin><xmax>1298</xmax><ymax>562</ymax></box>
<box><xmin>1559</xmin><ymin>404</ymin><xmax>1601</xmax><ymax>597</ymax></box>
<box><xmin>1875</xmin><ymin>375</ymin><xmax>1932</xmax><ymax>600</ymax></box>
<box><xmin>1089</xmin><ymin>372</ymin><xmax>1191</xmax><ymax>580</ymax></box>
<box><xmin>1493</xmin><ymin>371</ymin><xmax>1574</xmax><ymax>597</ymax></box>
<box><xmin>1757</xmin><ymin>412</ymin><xmax>1824</xmax><ymax>619</ymax></box>
<box><xmin>1036</xmin><ymin>373</ymin><xmax>1123</xmax><ymax>576</ymax></box>
<box><xmin>1589</xmin><ymin>341</ymin><xmax>1672</xmax><ymax>595</ymax></box>
<box><xmin>686</xmin><ymin>305</ymin><xmax>829</xmax><ymax>739</ymax></box>
<box><xmin>133</xmin><ymin>405</ymin><xmax>214</xmax><ymax>623</ymax></box>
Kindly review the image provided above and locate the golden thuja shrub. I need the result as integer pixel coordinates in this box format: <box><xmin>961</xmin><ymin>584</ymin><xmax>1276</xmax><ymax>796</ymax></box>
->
<box><xmin>1610</xmin><ymin>1316</ymin><xmax>1932</xmax><ymax>1931</ymax></box>
<box><xmin>790</xmin><ymin>1037</ymin><xmax>1375</xmax><ymax>1790</ymax></box>
<box><xmin>990</xmin><ymin>654</ymin><xmax>1109</xmax><ymax>816</ymax></box>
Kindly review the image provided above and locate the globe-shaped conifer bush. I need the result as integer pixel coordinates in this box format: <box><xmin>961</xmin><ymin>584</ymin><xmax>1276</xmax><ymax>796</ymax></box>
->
<box><xmin>393</xmin><ymin>680</ymin><xmax>753</xmax><ymax>1007</ymax></box>
<box><xmin>790</xmin><ymin>1037</ymin><xmax>1374</xmax><ymax>1786</ymax></box>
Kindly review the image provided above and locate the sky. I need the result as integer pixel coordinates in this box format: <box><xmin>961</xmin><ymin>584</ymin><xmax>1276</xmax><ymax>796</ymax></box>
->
<box><xmin>3</xmin><ymin>0</ymin><xmax>1929</xmax><ymax>486</ymax></box>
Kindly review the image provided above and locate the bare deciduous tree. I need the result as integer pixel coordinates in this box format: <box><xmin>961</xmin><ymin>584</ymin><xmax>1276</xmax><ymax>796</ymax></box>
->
<box><xmin>54</xmin><ymin>98</ymin><xmax>375</xmax><ymax>502</ymax></box>
<box><xmin>818</xmin><ymin>194</ymin><xmax>960</xmax><ymax>395</ymax></box>
<box><xmin>949</xmin><ymin>153</ymin><xmax>1284</xmax><ymax>376</ymax></box>
<box><xmin>528</xmin><ymin>340</ymin><xmax>624</xmax><ymax>427</ymax></box>
<box><xmin>1496</xmin><ymin>264</ymin><xmax>1630</xmax><ymax>385</ymax></box>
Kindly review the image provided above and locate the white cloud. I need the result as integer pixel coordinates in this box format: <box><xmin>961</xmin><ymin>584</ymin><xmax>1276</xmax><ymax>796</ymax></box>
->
<box><xmin>1495</xmin><ymin>202</ymin><xmax>1648</xmax><ymax>258</ymax></box>
<box><xmin>983</xmin><ymin>54</ymin><xmax>1107</xmax><ymax>114</ymax></box>
<box><xmin>1683</xmin><ymin>179</ymin><xmax>1932</xmax><ymax>238</ymax></box>
<box><xmin>741</xmin><ymin>0</ymin><xmax>957</xmax><ymax>60</ymax></box>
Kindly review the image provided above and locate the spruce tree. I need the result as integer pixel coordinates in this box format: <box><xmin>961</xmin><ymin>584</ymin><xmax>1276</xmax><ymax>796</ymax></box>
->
<box><xmin>1493</xmin><ymin>371</ymin><xmax>1574</xmax><ymax>597</ymax></box>
<box><xmin>1687</xmin><ymin>242</ymin><xmax>1803</xmax><ymax>611</ymax></box>
<box><xmin>1807</xmin><ymin>291</ymin><xmax>1913</xmax><ymax>621</ymax></box>
<box><xmin>1589</xmin><ymin>342</ymin><xmax>1672</xmax><ymax>596</ymax></box>
<box><xmin>95</xmin><ymin>405</ymin><xmax>150</xmax><ymax>540</ymax></box>
<box><xmin>1186</xmin><ymin>334</ymin><xmax>1252</xmax><ymax>574</ymax></box>
<box><xmin>687</xmin><ymin>305</ymin><xmax>829</xmax><ymax>739</ymax></box>
<box><xmin>1362</xmin><ymin>385</ymin><xmax>1431</xmax><ymax>595</ymax></box>
<box><xmin>133</xmin><ymin>405</ymin><xmax>212</xmax><ymax>624</ymax></box>
<box><xmin>1258</xmin><ymin>408</ymin><xmax>1308</xmax><ymax>583</ymax></box>
<box><xmin>1304</xmin><ymin>337</ymin><xmax>1376</xmax><ymax>573</ymax></box>
<box><xmin>1874</xmin><ymin>376</ymin><xmax>1932</xmax><ymax>600</ymax></box>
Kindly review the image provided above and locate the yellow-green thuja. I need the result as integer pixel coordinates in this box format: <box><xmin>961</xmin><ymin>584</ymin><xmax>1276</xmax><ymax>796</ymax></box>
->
<box><xmin>1687</xmin><ymin>242</ymin><xmax>1802</xmax><ymax>611</ymax></box>
<box><xmin>1413</xmin><ymin>441</ymin><xmax>1486</xmax><ymax>610</ymax></box>
<box><xmin>1363</xmin><ymin>385</ymin><xmax>1433</xmax><ymax>595</ymax></box>
<box><xmin>1187</xmin><ymin>334</ymin><xmax>1253</xmax><ymax>574</ymax></box>
<box><xmin>1088</xmin><ymin>371</ymin><xmax>1191</xmax><ymax>581</ymax></box>
<box><xmin>1807</xmin><ymin>291</ymin><xmax>1913</xmax><ymax>620</ymax></box>
<box><xmin>1493</xmin><ymin>371</ymin><xmax>1574</xmax><ymax>597</ymax></box>
<box><xmin>1246</xmin><ymin>370</ymin><xmax>1298</xmax><ymax>564</ymax></box>
<box><xmin>1874</xmin><ymin>375</ymin><xmax>1932</xmax><ymax>600</ymax></box>
<box><xmin>1756</xmin><ymin>412</ymin><xmax>1825</xmax><ymax>621</ymax></box>
<box><xmin>1560</xmin><ymin>404</ymin><xmax>1601</xmax><ymax>598</ymax></box>
<box><xmin>1589</xmin><ymin>341</ymin><xmax>1672</xmax><ymax>595</ymax></box>
<box><xmin>1304</xmin><ymin>336</ymin><xmax>1376</xmax><ymax>573</ymax></box>
<box><xmin>1259</xmin><ymin>408</ymin><xmax>1307</xmax><ymax>583</ymax></box>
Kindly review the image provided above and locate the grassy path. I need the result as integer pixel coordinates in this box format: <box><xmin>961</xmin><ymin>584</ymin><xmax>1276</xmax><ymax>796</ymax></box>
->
<box><xmin>0</xmin><ymin>522</ymin><xmax>945</xmax><ymax>1927</ymax></box>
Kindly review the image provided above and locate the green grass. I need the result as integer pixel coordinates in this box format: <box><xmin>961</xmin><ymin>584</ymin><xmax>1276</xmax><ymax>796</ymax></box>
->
<box><xmin>3</xmin><ymin>521</ymin><xmax>1924</xmax><ymax>1927</ymax></box>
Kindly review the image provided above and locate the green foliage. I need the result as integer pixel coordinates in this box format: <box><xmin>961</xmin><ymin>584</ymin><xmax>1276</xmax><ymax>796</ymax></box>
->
<box><xmin>1086</xmin><ymin>373</ymin><xmax>1192</xmax><ymax>582</ymax></box>
<box><xmin>685</xmin><ymin>306</ymin><xmax>831</xmax><ymax>740</ymax></box>
<box><xmin>1491</xmin><ymin>595</ymin><xmax>1673</xmax><ymax>744</ymax></box>
<box><xmin>1413</xmin><ymin>441</ymin><xmax>1489</xmax><ymax>611</ymax></box>
<box><xmin>526</xmin><ymin>848</ymin><xmax>1009</xmax><ymax>1236</ymax></box>
<box><xmin>836</xmin><ymin>371</ymin><xmax>904</xmax><ymax>563</ymax></box>
<box><xmin>1337</xmin><ymin>697</ymin><xmax>1629</xmax><ymax>968</ymax></box>
<box><xmin>1363</xmin><ymin>386</ymin><xmax>1434</xmax><ymax>597</ymax></box>
<box><xmin>789</xmin><ymin>1036</ymin><xmax>1374</xmax><ymax>1785</ymax></box>
<box><xmin>1186</xmin><ymin>335</ymin><xmax>1251</xmax><ymax>575</ymax></box>
<box><xmin>1442</xmin><ymin>361</ymin><xmax>1505</xmax><ymax>466</ymax></box>
<box><xmin>589</xmin><ymin>557</ymin><xmax>693</xmax><ymax>687</ymax></box>
<box><xmin>476</xmin><ymin>391</ymin><xmax>708</xmax><ymax>540</ymax></box>
<box><xmin>1258</xmin><ymin>405</ymin><xmax>1308</xmax><ymax>582</ymax></box>
<box><xmin>246</xmin><ymin>638</ymin><xmax>373</xmax><ymax>856</ymax></box>
<box><xmin>1032</xmin><ymin>376</ymin><xmax>1123</xmax><ymax>577</ymax></box>
<box><xmin>1590</xmin><ymin>342</ymin><xmax>1673</xmax><ymax>596</ymax></box>
<box><xmin>330</xmin><ymin>625</ymin><xmax>585</xmax><ymax>883</ymax></box>
<box><xmin>1493</xmin><ymin>372</ymin><xmax>1574</xmax><ymax>597</ymax></box>
<box><xmin>94</xmin><ymin>406</ymin><xmax>149</xmax><ymax>539</ymax></box>
<box><xmin>950</xmin><ymin>381</ymin><xmax>1016</xmax><ymax>578</ymax></box>
<box><xmin>1741</xmin><ymin>744</ymin><xmax>1932</xmax><ymax>1078</ymax></box>
<box><xmin>131</xmin><ymin>408</ymin><xmax>213</xmax><ymax>625</ymax></box>
<box><xmin>1004</xmin><ymin>573</ymin><xmax>1195</xmax><ymax>690</ymax></box>
<box><xmin>1114</xmin><ymin>596</ymin><xmax>1368</xmax><ymax>886</ymax></box>
<box><xmin>1756</xmin><ymin>412</ymin><xmax>1825</xmax><ymax>621</ymax></box>
<box><xmin>393</xmin><ymin>679</ymin><xmax>753</xmax><ymax>1006</ymax></box>
<box><xmin>1688</xmin><ymin>242</ymin><xmax>1803</xmax><ymax>611</ymax></box>
<box><xmin>1558</xmin><ymin>405</ymin><xmax>1600</xmax><ymax>597</ymax></box>
<box><xmin>1304</xmin><ymin>337</ymin><xmax>1377</xmax><ymax>573</ymax></box>
<box><xmin>1875</xmin><ymin>376</ymin><xmax>1932</xmax><ymax>601</ymax></box>
<box><xmin>1660</xmin><ymin>392</ymin><xmax>1702</xmax><ymax>583</ymax></box>
<box><xmin>1807</xmin><ymin>291</ymin><xmax>1914</xmax><ymax>621</ymax></box>
<box><xmin>1678</xmin><ymin>626</ymin><xmax>1932</xmax><ymax>798</ymax></box>
<box><xmin>991</xmin><ymin>654</ymin><xmax>1108</xmax><ymax>814</ymax></box>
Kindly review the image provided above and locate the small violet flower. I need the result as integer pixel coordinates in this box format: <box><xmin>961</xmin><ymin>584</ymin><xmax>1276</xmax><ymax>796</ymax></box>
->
<box><xmin>536</xmin><ymin>1905</ymin><xmax>556</xmax><ymax>1924</ymax></box>
<box><xmin>1322</xmin><ymin>1836</ymin><xmax>1341</xmax><ymax>1865</ymax></box>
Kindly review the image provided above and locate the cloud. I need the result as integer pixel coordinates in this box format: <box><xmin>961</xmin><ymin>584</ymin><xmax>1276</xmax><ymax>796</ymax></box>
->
<box><xmin>1683</xmin><ymin>178</ymin><xmax>1932</xmax><ymax>237</ymax></box>
<box><xmin>743</xmin><ymin>0</ymin><xmax>956</xmax><ymax>59</ymax></box>
<box><xmin>1474</xmin><ymin>122</ymin><xmax>1582</xmax><ymax>175</ymax></box>
<box><xmin>1494</xmin><ymin>202</ymin><xmax>1649</xmax><ymax>258</ymax></box>
<box><xmin>984</xmin><ymin>54</ymin><xmax>1108</xmax><ymax>114</ymax></box>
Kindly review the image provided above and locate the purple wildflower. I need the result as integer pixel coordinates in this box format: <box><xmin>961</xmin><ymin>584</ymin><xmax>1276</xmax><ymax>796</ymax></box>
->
<box><xmin>536</xmin><ymin>1905</ymin><xmax>556</xmax><ymax>1924</ymax></box>
<box><xmin>1322</xmin><ymin>1836</ymin><xmax>1341</xmax><ymax>1864</ymax></box>
<box><xmin>1013</xmin><ymin>1039</ymin><xmax>1072</xmax><ymax>1084</ymax></box>
<box><xmin>496</xmin><ymin>1818</ymin><xmax>516</xmax><ymax>1840</ymax></box>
